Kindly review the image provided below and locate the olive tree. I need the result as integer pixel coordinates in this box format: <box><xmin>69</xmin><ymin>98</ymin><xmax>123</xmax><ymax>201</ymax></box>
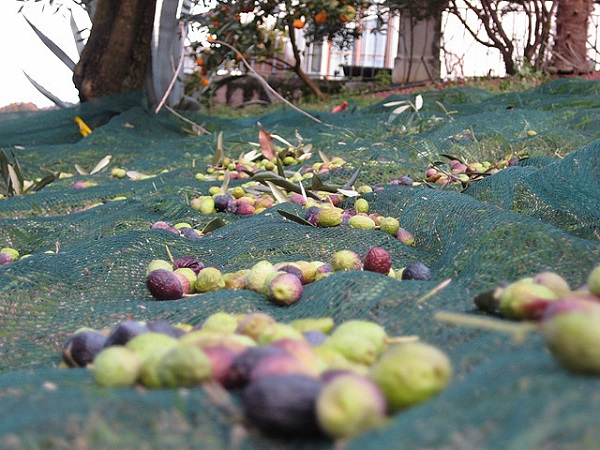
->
<box><xmin>185</xmin><ymin>0</ymin><xmax>371</xmax><ymax>101</ymax></box>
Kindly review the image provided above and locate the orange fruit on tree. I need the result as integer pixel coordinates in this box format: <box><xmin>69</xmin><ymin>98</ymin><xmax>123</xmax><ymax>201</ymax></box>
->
<box><xmin>339</xmin><ymin>5</ymin><xmax>356</xmax><ymax>23</ymax></box>
<box><xmin>196</xmin><ymin>56</ymin><xmax>205</xmax><ymax>66</ymax></box>
<box><xmin>293</xmin><ymin>18</ymin><xmax>306</xmax><ymax>29</ymax></box>
<box><xmin>315</xmin><ymin>11</ymin><xmax>327</xmax><ymax>25</ymax></box>
<box><xmin>200</xmin><ymin>77</ymin><xmax>210</xmax><ymax>87</ymax></box>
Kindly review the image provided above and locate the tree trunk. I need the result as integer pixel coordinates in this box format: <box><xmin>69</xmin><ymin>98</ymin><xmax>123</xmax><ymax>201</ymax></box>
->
<box><xmin>550</xmin><ymin>0</ymin><xmax>593</xmax><ymax>74</ymax></box>
<box><xmin>286</xmin><ymin>17</ymin><xmax>327</xmax><ymax>102</ymax></box>
<box><xmin>73</xmin><ymin>0</ymin><xmax>157</xmax><ymax>101</ymax></box>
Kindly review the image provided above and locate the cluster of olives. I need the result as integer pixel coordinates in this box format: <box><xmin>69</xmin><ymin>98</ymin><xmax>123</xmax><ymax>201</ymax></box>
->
<box><xmin>0</xmin><ymin>246</ymin><xmax>20</xmax><ymax>265</ymax></box>
<box><xmin>145</xmin><ymin>250</ymin><xmax>432</xmax><ymax>304</ymax></box>
<box><xmin>190</xmin><ymin>187</ymin><xmax>277</xmax><ymax>216</ymax></box>
<box><xmin>61</xmin><ymin>312</ymin><xmax>452</xmax><ymax>440</ymax></box>
<box><xmin>473</xmin><ymin>264</ymin><xmax>600</xmax><ymax>375</ymax></box>
<box><xmin>422</xmin><ymin>155</ymin><xmax>523</xmax><ymax>186</ymax></box>
<box><xmin>194</xmin><ymin>143</ymin><xmax>346</xmax><ymax>183</ymax></box>
<box><xmin>302</xmin><ymin>197</ymin><xmax>416</xmax><ymax>244</ymax></box>
<box><xmin>150</xmin><ymin>220</ymin><xmax>205</xmax><ymax>240</ymax></box>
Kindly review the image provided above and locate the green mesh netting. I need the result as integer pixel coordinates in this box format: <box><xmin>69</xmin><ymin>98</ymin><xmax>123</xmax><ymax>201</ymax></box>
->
<box><xmin>1</xmin><ymin>78</ymin><xmax>599</xmax><ymax>449</ymax></box>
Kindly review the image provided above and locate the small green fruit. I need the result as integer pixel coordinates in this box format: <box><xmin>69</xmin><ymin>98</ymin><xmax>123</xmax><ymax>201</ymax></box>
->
<box><xmin>222</xmin><ymin>271</ymin><xmax>247</xmax><ymax>290</ymax></box>
<box><xmin>379</xmin><ymin>217</ymin><xmax>400</xmax><ymax>236</ymax></box>
<box><xmin>331</xmin><ymin>250</ymin><xmax>362</xmax><ymax>271</ymax></box>
<box><xmin>245</xmin><ymin>260</ymin><xmax>275</xmax><ymax>293</ymax></box>
<box><xmin>315</xmin><ymin>207</ymin><xmax>343</xmax><ymax>227</ymax></box>
<box><xmin>111</xmin><ymin>168</ymin><xmax>127</xmax><ymax>178</ymax></box>
<box><xmin>314</xmin><ymin>263</ymin><xmax>333</xmax><ymax>281</ymax></box>
<box><xmin>499</xmin><ymin>278</ymin><xmax>559</xmax><ymax>319</ymax></box>
<box><xmin>313</xmin><ymin>346</ymin><xmax>370</xmax><ymax>376</ymax></box>
<box><xmin>261</xmin><ymin>270</ymin><xmax>286</xmax><ymax>295</ymax></box>
<box><xmin>331</xmin><ymin>320</ymin><xmax>388</xmax><ymax>355</ymax></box>
<box><xmin>370</xmin><ymin>342</ymin><xmax>452</xmax><ymax>412</ymax></box>
<box><xmin>1</xmin><ymin>247</ymin><xmax>19</xmax><ymax>261</ymax></box>
<box><xmin>290</xmin><ymin>317</ymin><xmax>335</xmax><ymax>334</ymax></box>
<box><xmin>348</xmin><ymin>214</ymin><xmax>376</xmax><ymax>230</ymax></box>
<box><xmin>236</xmin><ymin>312</ymin><xmax>277</xmax><ymax>340</ymax></box>
<box><xmin>257</xmin><ymin>323</ymin><xmax>305</xmax><ymax>345</ymax></box>
<box><xmin>533</xmin><ymin>271</ymin><xmax>571</xmax><ymax>297</ymax></box>
<box><xmin>174</xmin><ymin>267</ymin><xmax>197</xmax><ymax>293</ymax></box>
<box><xmin>191</xmin><ymin>196</ymin><xmax>216</xmax><ymax>215</ymax></box>
<box><xmin>125</xmin><ymin>332</ymin><xmax>179</xmax><ymax>362</ymax></box>
<box><xmin>324</xmin><ymin>333</ymin><xmax>379</xmax><ymax>365</ymax></box>
<box><xmin>145</xmin><ymin>259</ymin><xmax>173</xmax><ymax>276</ymax></box>
<box><xmin>543</xmin><ymin>309</ymin><xmax>600</xmax><ymax>374</ymax></box>
<box><xmin>316</xmin><ymin>374</ymin><xmax>387</xmax><ymax>439</ymax></box>
<box><xmin>158</xmin><ymin>344</ymin><xmax>213</xmax><ymax>388</ymax></box>
<box><xmin>587</xmin><ymin>265</ymin><xmax>600</xmax><ymax>297</ymax></box>
<box><xmin>179</xmin><ymin>329</ymin><xmax>231</xmax><ymax>348</ymax></box>
<box><xmin>194</xmin><ymin>267</ymin><xmax>226</xmax><ymax>293</ymax></box>
<box><xmin>202</xmin><ymin>312</ymin><xmax>239</xmax><ymax>334</ymax></box>
<box><xmin>354</xmin><ymin>198</ymin><xmax>369</xmax><ymax>214</ymax></box>
<box><xmin>92</xmin><ymin>346</ymin><xmax>142</xmax><ymax>388</ymax></box>
<box><xmin>290</xmin><ymin>260</ymin><xmax>316</xmax><ymax>284</ymax></box>
<box><xmin>139</xmin><ymin>347</ymin><xmax>174</xmax><ymax>388</ymax></box>
<box><xmin>173</xmin><ymin>222</ymin><xmax>193</xmax><ymax>229</ymax></box>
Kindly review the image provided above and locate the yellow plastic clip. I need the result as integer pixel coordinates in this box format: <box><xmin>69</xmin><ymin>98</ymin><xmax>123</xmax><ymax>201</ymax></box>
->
<box><xmin>74</xmin><ymin>116</ymin><xmax>92</xmax><ymax>137</ymax></box>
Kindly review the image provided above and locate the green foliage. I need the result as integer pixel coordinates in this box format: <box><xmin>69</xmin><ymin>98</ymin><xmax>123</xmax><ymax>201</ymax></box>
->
<box><xmin>185</xmin><ymin>0</ymin><xmax>371</xmax><ymax>87</ymax></box>
<box><xmin>498</xmin><ymin>63</ymin><xmax>551</xmax><ymax>92</ymax></box>
<box><xmin>373</xmin><ymin>69</ymin><xmax>392</xmax><ymax>89</ymax></box>
<box><xmin>0</xmin><ymin>150</ymin><xmax>55</xmax><ymax>197</ymax></box>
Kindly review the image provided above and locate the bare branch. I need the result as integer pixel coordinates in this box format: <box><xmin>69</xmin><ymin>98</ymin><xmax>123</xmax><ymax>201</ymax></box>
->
<box><xmin>154</xmin><ymin>21</ymin><xmax>187</xmax><ymax>114</ymax></box>
<box><xmin>211</xmin><ymin>39</ymin><xmax>329</xmax><ymax>126</ymax></box>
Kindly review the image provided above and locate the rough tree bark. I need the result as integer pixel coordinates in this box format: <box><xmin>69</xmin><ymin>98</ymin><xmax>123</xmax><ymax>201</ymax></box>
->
<box><xmin>550</xmin><ymin>0</ymin><xmax>593</xmax><ymax>74</ymax></box>
<box><xmin>73</xmin><ymin>0</ymin><xmax>158</xmax><ymax>101</ymax></box>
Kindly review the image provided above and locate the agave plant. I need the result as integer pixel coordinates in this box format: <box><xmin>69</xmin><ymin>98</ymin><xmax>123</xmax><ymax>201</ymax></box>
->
<box><xmin>21</xmin><ymin>0</ymin><xmax>193</xmax><ymax>110</ymax></box>
<box><xmin>0</xmin><ymin>149</ymin><xmax>55</xmax><ymax>197</ymax></box>
<box><xmin>20</xmin><ymin>2</ymin><xmax>88</xmax><ymax>108</ymax></box>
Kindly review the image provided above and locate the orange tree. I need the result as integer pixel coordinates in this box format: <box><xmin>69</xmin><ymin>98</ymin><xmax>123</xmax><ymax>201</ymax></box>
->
<box><xmin>184</xmin><ymin>0</ymin><xmax>371</xmax><ymax>101</ymax></box>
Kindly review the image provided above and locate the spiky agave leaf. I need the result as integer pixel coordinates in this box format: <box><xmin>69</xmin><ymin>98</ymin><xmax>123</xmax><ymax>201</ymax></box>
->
<box><xmin>22</xmin><ymin>14</ymin><xmax>77</xmax><ymax>71</ymax></box>
<box><xmin>22</xmin><ymin>71</ymin><xmax>71</xmax><ymax>108</ymax></box>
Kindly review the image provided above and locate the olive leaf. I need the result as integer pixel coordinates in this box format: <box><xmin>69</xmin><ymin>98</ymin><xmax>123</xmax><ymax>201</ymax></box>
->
<box><xmin>318</xmin><ymin>149</ymin><xmax>331</xmax><ymax>164</ymax></box>
<box><xmin>212</xmin><ymin>131</ymin><xmax>224</xmax><ymax>166</ymax></box>
<box><xmin>257</xmin><ymin>122</ymin><xmax>275</xmax><ymax>160</ymax></box>
<box><xmin>201</xmin><ymin>217</ymin><xmax>227</xmax><ymax>234</ymax></box>
<box><xmin>90</xmin><ymin>155</ymin><xmax>112</xmax><ymax>174</ymax></box>
<box><xmin>266</xmin><ymin>181</ymin><xmax>288</xmax><ymax>204</ymax></box>
<box><xmin>276</xmin><ymin>210</ymin><xmax>315</xmax><ymax>227</ymax></box>
<box><xmin>75</xmin><ymin>155</ymin><xmax>112</xmax><ymax>175</ymax></box>
<box><xmin>0</xmin><ymin>149</ymin><xmax>55</xmax><ymax>196</ymax></box>
<box><xmin>252</xmin><ymin>171</ymin><xmax>322</xmax><ymax>201</ymax></box>
<box><xmin>220</xmin><ymin>169</ymin><xmax>231</xmax><ymax>194</ymax></box>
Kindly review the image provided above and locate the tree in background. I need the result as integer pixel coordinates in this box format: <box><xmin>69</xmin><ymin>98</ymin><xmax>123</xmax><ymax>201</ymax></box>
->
<box><xmin>445</xmin><ymin>0</ymin><xmax>556</xmax><ymax>76</ymax></box>
<box><xmin>185</xmin><ymin>0</ymin><xmax>371</xmax><ymax>101</ymax></box>
<box><xmin>550</xmin><ymin>0</ymin><xmax>594</xmax><ymax>74</ymax></box>
<box><xmin>73</xmin><ymin>0</ymin><xmax>157</xmax><ymax>101</ymax></box>
<box><xmin>19</xmin><ymin>0</ymin><xmax>600</xmax><ymax>107</ymax></box>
